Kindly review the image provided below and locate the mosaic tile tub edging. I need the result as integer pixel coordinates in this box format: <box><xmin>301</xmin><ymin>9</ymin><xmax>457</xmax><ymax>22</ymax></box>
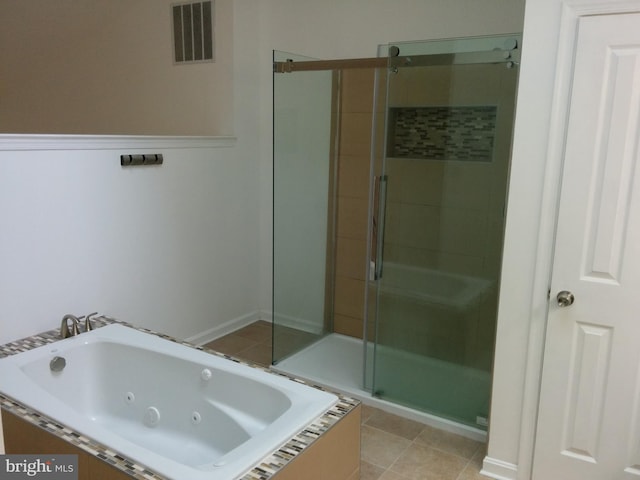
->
<box><xmin>0</xmin><ymin>317</ymin><xmax>360</xmax><ymax>480</ymax></box>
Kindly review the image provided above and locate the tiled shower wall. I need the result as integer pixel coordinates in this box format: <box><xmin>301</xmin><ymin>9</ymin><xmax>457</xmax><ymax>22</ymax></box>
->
<box><xmin>333</xmin><ymin>69</ymin><xmax>376</xmax><ymax>339</ymax></box>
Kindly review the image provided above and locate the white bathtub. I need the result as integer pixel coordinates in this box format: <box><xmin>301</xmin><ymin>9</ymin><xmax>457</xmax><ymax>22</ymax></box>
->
<box><xmin>0</xmin><ymin>324</ymin><xmax>338</xmax><ymax>480</ymax></box>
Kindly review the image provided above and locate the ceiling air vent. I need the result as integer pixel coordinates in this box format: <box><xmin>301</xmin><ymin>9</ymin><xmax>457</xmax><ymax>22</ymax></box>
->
<box><xmin>172</xmin><ymin>1</ymin><xmax>214</xmax><ymax>64</ymax></box>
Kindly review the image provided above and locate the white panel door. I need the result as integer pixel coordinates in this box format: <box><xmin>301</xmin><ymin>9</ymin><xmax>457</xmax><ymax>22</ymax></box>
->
<box><xmin>533</xmin><ymin>8</ymin><xmax>640</xmax><ymax>480</ymax></box>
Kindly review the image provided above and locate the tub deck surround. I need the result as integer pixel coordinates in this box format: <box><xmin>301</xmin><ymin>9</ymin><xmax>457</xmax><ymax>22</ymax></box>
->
<box><xmin>0</xmin><ymin>318</ymin><xmax>360</xmax><ymax>480</ymax></box>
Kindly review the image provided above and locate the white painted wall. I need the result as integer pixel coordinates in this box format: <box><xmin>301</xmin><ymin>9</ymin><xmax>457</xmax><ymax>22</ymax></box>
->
<box><xmin>261</xmin><ymin>0</ymin><xmax>524</xmax><ymax>59</ymax></box>
<box><xmin>0</xmin><ymin>138</ymin><xmax>259</xmax><ymax>345</ymax></box>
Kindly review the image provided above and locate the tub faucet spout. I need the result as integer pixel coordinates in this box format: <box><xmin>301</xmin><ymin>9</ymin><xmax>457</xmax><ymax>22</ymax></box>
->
<box><xmin>84</xmin><ymin>312</ymin><xmax>98</xmax><ymax>332</ymax></box>
<box><xmin>60</xmin><ymin>314</ymin><xmax>80</xmax><ymax>339</ymax></box>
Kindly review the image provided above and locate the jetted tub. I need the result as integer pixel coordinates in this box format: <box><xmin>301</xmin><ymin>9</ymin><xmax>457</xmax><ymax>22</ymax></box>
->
<box><xmin>0</xmin><ymin>324</ymin><xmax>338</xmax><ymax>480</ymax></box>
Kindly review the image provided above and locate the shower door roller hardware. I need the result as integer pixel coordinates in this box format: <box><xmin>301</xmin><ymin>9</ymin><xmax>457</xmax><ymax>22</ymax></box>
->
<box><xmin>556</xmin><ymin>290</ymin><xmax>575</xmax><ymax>307</ymax></box>
<box><xmin>120</xmin><ymin>154</ymin><xmax>164</xmax><ymax>167</ymax></box>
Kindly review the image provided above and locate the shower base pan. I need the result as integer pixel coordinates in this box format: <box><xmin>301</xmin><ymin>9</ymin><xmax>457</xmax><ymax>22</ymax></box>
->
<box><xmin>274</xmin><ymin>333</ymin><xmax>488</xmax><ymax>442</ymax></box>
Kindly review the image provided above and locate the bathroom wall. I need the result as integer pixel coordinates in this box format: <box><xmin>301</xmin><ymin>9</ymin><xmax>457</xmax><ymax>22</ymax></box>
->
<box><xmin>0</xmin><ymin>0</ymin><xmax>263</xmax><ymax>348</ymax></box>
<box><xmin>0</xmin><ymin>139</ymin><xmax>259</xmax><ymax>346</ymax></box>
<box><xmin>333</xmin><ymin>68</ymin><xmax>377</xmax><ymax>338</ymax></box>
<box><xmin>0</xmin><ymin>0</ymin><xmax>234</xmax><ymax>136</ymax></box>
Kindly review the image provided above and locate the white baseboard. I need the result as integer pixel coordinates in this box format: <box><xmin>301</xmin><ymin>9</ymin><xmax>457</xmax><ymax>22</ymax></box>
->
<box><xmin>481</xmin><ymin>457</ymin><xmax>518</xmax><ymax>480</ymax></box>
<box><xmin>186</xmin><ymin>311</ymin><xmax>265</xmax><ymax>346</ymax></box>
<box><xmin>272</xmin><ymin>311</ymin><xmax>324</xmax><ymax>335</ymax></box>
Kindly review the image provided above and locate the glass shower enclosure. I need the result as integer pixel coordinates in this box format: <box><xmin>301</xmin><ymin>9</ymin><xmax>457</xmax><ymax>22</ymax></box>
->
<box><xmin>272</xmin><ymin>36</ymin><xmax>520</xmax><ymax>431</ymax></box>
<box><xmin>272</xmin><ymin>50</ymin><xmax>337</xmax><ymax>362</ymax></box>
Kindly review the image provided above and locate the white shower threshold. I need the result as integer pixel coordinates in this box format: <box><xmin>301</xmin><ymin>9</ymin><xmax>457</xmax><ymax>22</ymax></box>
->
<box><xmin>273</xmin><ymin>333</ymin><xmax>487</xmax><ymax>442</ymax></box>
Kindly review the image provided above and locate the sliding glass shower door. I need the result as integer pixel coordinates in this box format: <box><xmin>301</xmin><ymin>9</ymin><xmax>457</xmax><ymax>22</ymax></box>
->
<box><xmin>372</xmin><ymin>36</ymin><xmax>521</xmax><ymax>429</ymax></box>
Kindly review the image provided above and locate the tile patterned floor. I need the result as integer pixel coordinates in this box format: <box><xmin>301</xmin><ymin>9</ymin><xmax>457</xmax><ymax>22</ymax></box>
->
<box><xmin>205</xmin><ymin>320</ymin><xmax>274</xmax><ymax>366</ymax></box>
<box><xmin>205</xmin><ymin>321</ymin><xmax>491</xmax><ymax>480</ymax></box>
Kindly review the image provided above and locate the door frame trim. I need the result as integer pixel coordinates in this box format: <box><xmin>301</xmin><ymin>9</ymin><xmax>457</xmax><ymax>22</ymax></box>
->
<box><xmin>486</xmin><ymin>1</ymin><xmax>640</xmax><ymax>479</ymax></box>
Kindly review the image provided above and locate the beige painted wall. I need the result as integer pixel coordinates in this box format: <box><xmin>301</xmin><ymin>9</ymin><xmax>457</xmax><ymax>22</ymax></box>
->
<box><xmin>0</xmin><ymin>0</ymin><xmax>233</xmax><ymax>135</ymax></box>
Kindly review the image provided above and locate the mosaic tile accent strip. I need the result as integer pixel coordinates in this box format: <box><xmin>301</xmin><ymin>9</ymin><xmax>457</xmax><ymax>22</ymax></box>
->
<box><xmin>0</xmin><ymin>317</ymin><xmax>359</xmax><ymax>480</ymax></box>
<box><xmin>390</xmin><ymin>105</ymin><xmax>497</xmax><ymax>161</ymax></box>
<box><xmin>0</xmin><ymin>396</ymin><xmax>165</xmax><ymax>480</ymax></box>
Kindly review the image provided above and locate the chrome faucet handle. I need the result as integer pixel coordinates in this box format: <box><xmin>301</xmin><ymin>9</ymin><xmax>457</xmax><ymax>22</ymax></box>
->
<box><xmin>60</xmin><ymin>314</ymin><xmax>80</xmax><ymax>339</ymax></box>
<box><xmin>84</xmin><ymin>312</ymin><xmax>98</xmax><ymax>332</ymax></box>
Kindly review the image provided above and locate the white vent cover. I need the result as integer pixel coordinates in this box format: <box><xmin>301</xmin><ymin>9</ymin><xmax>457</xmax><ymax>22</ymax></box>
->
<box><xmin>172</xmin><ymin>1</ymin><xmax>214</xmax><ymax>63</ymax></box>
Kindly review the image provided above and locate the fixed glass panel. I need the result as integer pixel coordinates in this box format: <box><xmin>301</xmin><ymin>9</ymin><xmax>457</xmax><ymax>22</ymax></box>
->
<box><xmin>272</xmin><ymin>51</ymin><xmax>337</xmax><ymax>363</ymax></box>
<box><xmin>372</xmin><ymin>36</ymin><xmax>521</xmax><ymax>429</ymax></box>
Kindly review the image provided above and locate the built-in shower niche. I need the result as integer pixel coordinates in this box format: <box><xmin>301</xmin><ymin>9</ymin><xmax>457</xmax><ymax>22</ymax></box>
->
<box><xmin>388</xmin><ymin>105</ymin><xmax>498</xmax><ymax>161</ymax></box>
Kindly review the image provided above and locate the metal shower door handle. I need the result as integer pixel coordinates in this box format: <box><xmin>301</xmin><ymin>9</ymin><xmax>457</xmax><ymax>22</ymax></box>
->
<box><xmin>374</xmin><ymin>175</ymin><xmax>388</xmax><ymax>280</ymax></box>
<box><xmin>556</xmin><ymin>290</ymin><xmax>575</xmax><ymax>307</ymax></box>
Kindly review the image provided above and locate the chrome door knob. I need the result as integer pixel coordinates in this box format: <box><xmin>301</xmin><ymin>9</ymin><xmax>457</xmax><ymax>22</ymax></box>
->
<box><xmin>556</xmin><ymin>290</ymin><xmax>575</xmax><ymax>307</ymax></box>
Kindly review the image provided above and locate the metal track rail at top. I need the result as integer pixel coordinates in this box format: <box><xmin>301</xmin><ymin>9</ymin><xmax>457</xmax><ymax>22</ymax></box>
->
<box><xmin>274</xmin><ymin>49</ymin><xmax>520</xmax><ymax>73</ymax></box>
